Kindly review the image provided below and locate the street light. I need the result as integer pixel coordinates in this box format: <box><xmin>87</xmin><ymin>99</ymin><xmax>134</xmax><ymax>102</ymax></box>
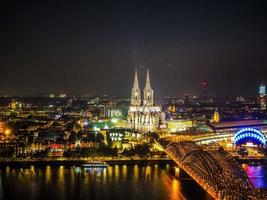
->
<box><xmin>4</xmin><ymin>129</ymin><xmax>11</xmax><ymax>136</ymax></box>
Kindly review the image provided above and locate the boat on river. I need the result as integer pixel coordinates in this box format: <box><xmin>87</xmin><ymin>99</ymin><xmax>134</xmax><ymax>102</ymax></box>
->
<box><xmin>81</xmin><ymin>161</ymin><xmax>108</xmax><ymax>168</ymax></box>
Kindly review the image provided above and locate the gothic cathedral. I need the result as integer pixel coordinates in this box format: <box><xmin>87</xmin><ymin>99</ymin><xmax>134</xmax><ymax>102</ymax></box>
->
<box><xmin>127</xmin><ymin>69</ymin><xmax>162</xmax><ymax>132</ymax></box>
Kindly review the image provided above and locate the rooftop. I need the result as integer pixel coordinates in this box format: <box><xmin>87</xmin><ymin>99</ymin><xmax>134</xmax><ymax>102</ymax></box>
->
<box><xmin>208</xmin><ymin>120</ymin><xmax>267</xmax><ymax>129</ymax></box>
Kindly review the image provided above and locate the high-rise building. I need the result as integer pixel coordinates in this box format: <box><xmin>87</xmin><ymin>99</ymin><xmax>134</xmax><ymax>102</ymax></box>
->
<box><xmin>127</xmin><ymin>69</ymin><xmax>162</xmax><ymax>132</ymax></box>
<box><xmin>259</xmin><ymin>82</ymin><xmax>266</xmax><ymax>111</ymax></box>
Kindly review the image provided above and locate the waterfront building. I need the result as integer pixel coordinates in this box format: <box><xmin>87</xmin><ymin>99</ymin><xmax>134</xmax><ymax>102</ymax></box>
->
<box><xmin>127</xmin><ymin>69</ymin><xmax>162</xmax><ymax>132</ymax></box>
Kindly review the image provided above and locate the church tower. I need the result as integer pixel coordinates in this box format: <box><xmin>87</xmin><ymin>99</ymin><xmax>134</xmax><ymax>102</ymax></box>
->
<box><xmin>143</xmin><ymin>69</ymin><xmax>154</xmax><ymax>106</ymax></box>
<box><xmin>213</xmin><ymin>110</ymin><xmax>220</xmax><ymax>123</ymax></box>
<box><xmin>128</xmin><ymin>68</ymin><xmax>162</xmax><ymax>132</ymax></box>
<box><xmin>130</xmin><ymin>69</ymin><xmax>141</xmax><ymax>106</ymax></box>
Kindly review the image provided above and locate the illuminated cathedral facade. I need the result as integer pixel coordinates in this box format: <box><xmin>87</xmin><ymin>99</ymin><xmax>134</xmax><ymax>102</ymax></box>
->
<box><xmin>127</xmin><ymin>69</ymin><xmax>162</xmax><ymax>132</ymax></box>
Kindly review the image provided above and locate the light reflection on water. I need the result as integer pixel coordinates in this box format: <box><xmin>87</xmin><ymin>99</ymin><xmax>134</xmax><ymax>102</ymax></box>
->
<box><xmin>243</xmin><ymin>164</ymin><xmax>267</xmax><ymax>189</ymax></box>
<box><xmin>0</xmin><ymin>164</ymin><xmax>213</xmax><ymax>200</ymax></box>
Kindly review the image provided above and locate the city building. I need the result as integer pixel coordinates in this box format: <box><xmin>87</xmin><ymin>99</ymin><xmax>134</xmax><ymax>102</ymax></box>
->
<box><xmin>10</xmin><ymin>99</ymin><xmax>24</xmax><ymax>110</ymax></box>
<box><xmin>167</xmin><ymin>119</ymin><xmax>196</xmax><ymax>132</ymax></box>
<box><xmin>59</xmin><ymin>94</ymin><xmax>67</xmax><ymax>98</ymax></box>
<box><xmin>0</xmin><ymin>121</ymin><xmax>5</xmax><ymax>134</ymax></box>
<box><xmin>210</xmin><ymin>110</ymin><xmax>220</xmax><ymax>123</ymax></box>
<box><xmin>259</xmin><ymin>82</ymin><xmax>266</xmax><ymax>111</ymax></box>
<box><xmin>208</xmin><ymin>120</ymin><xmax>267</xmax><ymax>134</ymax></box>
<box><xmin>127</xmin><ymin>69</ymin><xmax>163</xmax><ymax>132</ymax></box>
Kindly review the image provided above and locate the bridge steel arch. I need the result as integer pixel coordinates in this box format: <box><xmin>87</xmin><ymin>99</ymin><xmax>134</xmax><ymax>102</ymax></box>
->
<box><xmin>161</xmin><ymin>140</ymin><xmax>266</xmax><ymax>200</ymax></box>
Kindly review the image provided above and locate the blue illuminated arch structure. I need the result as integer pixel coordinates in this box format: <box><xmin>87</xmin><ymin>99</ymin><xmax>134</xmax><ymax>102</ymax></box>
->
<box><xmin>234</xmin><ymin>128</ymin><xmax>267</xmax><ymax>145</ymax></box>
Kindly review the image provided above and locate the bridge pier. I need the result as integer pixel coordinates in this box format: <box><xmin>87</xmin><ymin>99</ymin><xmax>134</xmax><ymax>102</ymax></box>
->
<box><xmin>169</xmin><ymin>165</ymin><xmax>192</xmax><ymax>179</ymax></box>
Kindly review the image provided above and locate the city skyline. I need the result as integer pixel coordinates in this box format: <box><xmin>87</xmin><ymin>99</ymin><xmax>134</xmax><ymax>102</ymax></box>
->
<box><xmin>1</xmin><ymin>1</ymin><xmax>267</xmax><ymax>97</ymax></box>
<box><xmin>1</xmin><ymin>2</ymin><xmax>267</xmax><ymax>200</ymax></box>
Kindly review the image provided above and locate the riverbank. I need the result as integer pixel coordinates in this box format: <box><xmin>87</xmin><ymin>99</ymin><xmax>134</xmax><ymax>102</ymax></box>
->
<box><xmin>1</xmin><ymin>156</ymin><xmax>267</xmax><ymax>167</ymax></box>
<box><xmin>0</xmin><ymin>157</ymin><xmax>174</xmax><ymax>167</ymax></box>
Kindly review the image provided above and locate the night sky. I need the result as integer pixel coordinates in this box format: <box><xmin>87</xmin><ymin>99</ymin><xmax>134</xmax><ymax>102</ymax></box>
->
<box><xmin>1</xmin><ymin>1</ymin><xmax>267</xmax><ymax>97</ymax></box>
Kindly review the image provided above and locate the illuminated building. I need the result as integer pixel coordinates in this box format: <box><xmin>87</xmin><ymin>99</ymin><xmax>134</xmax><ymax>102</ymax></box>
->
<box><xmin>31</xmin><ymin>143</ymin><xmax>49</xmax><ymax>152</ymax></box>
<box><xmin>49</xmin><ymin>144</ymin><xmax>64</xmax><ymax>157</ymax></box>
<box><xmin>127</xmin><ymin>69</ymin><xmax>163</xmax><ymax>132</ymax></box>
<box><xmin>10</xmin><ymin>99</ymin><xmax>23</xmax><ymax>110</ymax></box>
<box><xmin>0</xmin><ymin>122</ymin><xmax>4</xmax><ymax>133</ymax></box>
<box><xmin>107</xmin><ymin>109</ymin><xmax>122</xmax><ymax>118</ymax></box>
<box><xmin>210</xmin><ymin>110</ymin><xmax>220</xmax><ymax>123</ymax></box>
<box><xmin>167</xmin><ymin>119</ymin><xmax>195</xmax><ymax>132</ymax></box>
<box><xmin>206</xmin><ymin>120</ymin><xmax>267</xmax><ymax>146</ymax></box>
<box><xmin>259</xmin><ymin>82</ymin><xmax>266</xmax><ymax>111</ymax></box>
<box><xmin>59</xmin><ymin>94</ymin><xmax>67</xmax><ymax>98</ymax></box>
<box><xmin>233</xmin><ymin>128</ymin><xmax>266</xmax><ymax>146</ymax></box>
<box><xmin>167</xmin><ymin>105</ymin><xmax>176</xmax><ymax>113</ymax></box>
<box><xmin>107</xmin><ymin>128</ymin><xmax>140</xmax><ymax>149</ymax></box>
<box><xmin>11</xmin><ymin>101</ymin><xmax>17</xmax><ymax>109</ymax></box>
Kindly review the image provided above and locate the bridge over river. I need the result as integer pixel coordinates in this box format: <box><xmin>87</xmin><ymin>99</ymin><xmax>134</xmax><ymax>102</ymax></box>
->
<box><xmin>159</xmin><ymin>139</ymin><xmax>267</xmax><ymax>200</ymax></box>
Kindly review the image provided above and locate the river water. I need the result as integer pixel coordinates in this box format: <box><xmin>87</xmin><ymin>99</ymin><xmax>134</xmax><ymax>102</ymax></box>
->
<box><xmin>0</xmin><ymin>164</ymin><xmax>266</xmax><ymax>200</ymax></box>
<box><xmin>242</xmin><ymin>164</ymin><xmax>267</xmax><ymax>189</ymax></box>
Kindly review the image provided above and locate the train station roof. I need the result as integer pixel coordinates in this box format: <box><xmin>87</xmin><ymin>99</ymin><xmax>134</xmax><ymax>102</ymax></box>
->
<box><xmin>208</xmin><ymin>120</ymin><xmax>267</xmax><ymax>130</ymax></box>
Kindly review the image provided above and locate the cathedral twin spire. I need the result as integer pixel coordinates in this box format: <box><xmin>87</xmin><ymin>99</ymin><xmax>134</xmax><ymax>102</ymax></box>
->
<box><xmin>133</xmin><ymin>69</ymin><xmax>140</xmax><ymax>90</ymax></box>
<box><xmin>130</xmin><ymin>69</ymin><xmax>141</xmax><ymax>106</ymax></box>
<box><xmin>144</xmin><ymin>69</ymin><xmax>152</xmax><ymax>90</ymax></box>
<box><xmin>131</xmin><ymin>69</ymin><xmax>154</xmax><ymax>107</ymax></box>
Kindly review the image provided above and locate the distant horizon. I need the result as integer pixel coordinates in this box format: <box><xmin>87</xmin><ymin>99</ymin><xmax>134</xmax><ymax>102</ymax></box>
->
<box><xmin>0</xmin><ymin>92</ymin><xmax>262</xmax><ymax>99</ymax></box>
<box><xmin>0</xmin><ymin>67</ymin><xmax>264</xmax><ymax>98</ymax></box>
